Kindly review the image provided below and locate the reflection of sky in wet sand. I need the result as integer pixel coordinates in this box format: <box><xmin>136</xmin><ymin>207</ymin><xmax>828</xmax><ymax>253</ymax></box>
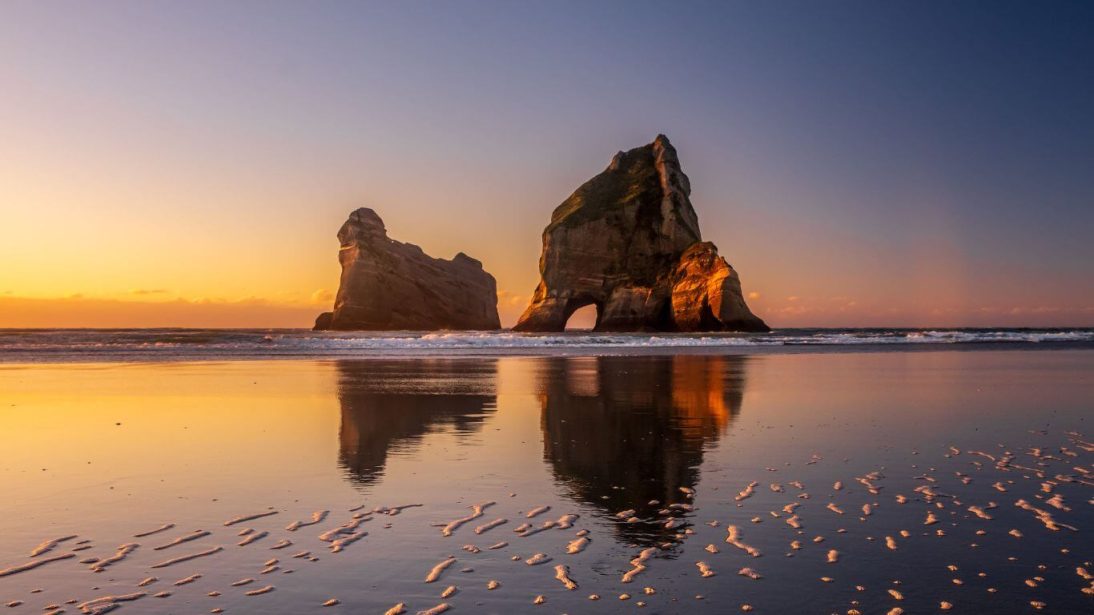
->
<box><xmin>1</xmin><ymin>351</ymin><xmax>1092</xmax><ymax>613</ymax></box>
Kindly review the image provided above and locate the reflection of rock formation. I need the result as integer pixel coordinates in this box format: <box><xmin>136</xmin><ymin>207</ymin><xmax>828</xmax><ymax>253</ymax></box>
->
<box><xmin>538</xmin><ymin>355</ymin><xmax>748</xmax><ymax>545</ymax></box>
<box><xmin>336</xmin><ymin>360</ymin><xmax>498</xmax><ymax>485</ymax></box>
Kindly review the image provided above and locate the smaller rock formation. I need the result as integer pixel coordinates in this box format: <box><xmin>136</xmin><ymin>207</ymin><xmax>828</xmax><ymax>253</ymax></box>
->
<box><xmin>514</xmin><ymin>135</ymin><xmax>768</xmax><ymax>332</ymax></box>
<box><xmin>671</xmin><ymin>242</ymin><xmax>767</xmax><ymax>332</ymax></box>
<box><xmin>314</xmin><ymin>208</ymin><xmax>500</xmax><ymax>331</ymax></box>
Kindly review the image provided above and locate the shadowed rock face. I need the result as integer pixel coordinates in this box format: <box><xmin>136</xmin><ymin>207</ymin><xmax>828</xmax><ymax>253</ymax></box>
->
<box><xmin>514</xmin><ymin>135</ymin><xmax>768</xmax><ymax>332</ymax></box>
<box><xmin>315</xmin><ymin>208</ymin><xmax>501</xmax><ymax>331</ymax></box>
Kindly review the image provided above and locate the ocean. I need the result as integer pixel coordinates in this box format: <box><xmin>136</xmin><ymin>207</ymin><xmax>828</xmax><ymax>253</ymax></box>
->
<box><xmin>0</xmin><ymin>327</ymin><xmax>1092</xmax><ymax>362</ymax></box>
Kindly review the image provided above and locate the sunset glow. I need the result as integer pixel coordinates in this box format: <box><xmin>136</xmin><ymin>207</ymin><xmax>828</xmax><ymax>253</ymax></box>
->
<box><xmin>1</xmin><ymin>2</ymin><xmax>1091</xmax><ymax>328</ymax></box>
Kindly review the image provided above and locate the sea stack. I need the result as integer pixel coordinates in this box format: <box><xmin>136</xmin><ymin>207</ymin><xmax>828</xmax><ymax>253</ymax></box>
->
<box><xmin>514</xmin><ymin>135</ymin><xmax>768</xmax><ymax>332</ymax></box>
<box><xmin>314</xmin><ymin>208</ymin><xmax>501</xmax><ymax>331</ymax></box>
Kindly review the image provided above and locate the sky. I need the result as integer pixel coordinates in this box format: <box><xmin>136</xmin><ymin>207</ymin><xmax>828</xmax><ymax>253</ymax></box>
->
<box><xmin>1</xmin><ymin>0</ymin><xmax>1092</xmax><ymax>328</ymax></box>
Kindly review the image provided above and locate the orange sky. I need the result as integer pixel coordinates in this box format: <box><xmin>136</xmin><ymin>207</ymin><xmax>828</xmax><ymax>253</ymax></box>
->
<box><xmin>2</xmin><ymin>3</ymin><xmax>1092</xmax><ymax>329</ymax></box>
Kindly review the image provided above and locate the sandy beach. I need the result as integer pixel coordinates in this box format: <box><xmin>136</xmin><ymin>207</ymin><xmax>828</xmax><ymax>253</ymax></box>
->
<box><xmin>1</xmin><ymin>348</ymin><xmax>1090</xmax><ymax>613</ymax></box>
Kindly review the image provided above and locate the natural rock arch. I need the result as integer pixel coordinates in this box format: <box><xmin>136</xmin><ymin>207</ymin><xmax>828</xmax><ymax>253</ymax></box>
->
<box><xmin>514</xmin><ymin>135</ymin><xmax>768</xmax><ymax>333</ymax></box>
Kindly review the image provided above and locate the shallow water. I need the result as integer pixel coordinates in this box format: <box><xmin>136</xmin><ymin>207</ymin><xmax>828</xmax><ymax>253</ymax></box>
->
<box><xmin>0</xmin><ymin>350</ymin><xmax>1091</xmax><ymax>613</ymax></box>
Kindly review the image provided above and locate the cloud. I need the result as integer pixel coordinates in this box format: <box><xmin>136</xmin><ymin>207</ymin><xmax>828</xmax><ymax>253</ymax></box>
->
<box><xmin>496</xmin><ymin>290</ymin><xmax>525</xmax><ymax>306</ymax></box>
<box><xmin>0</xmin><ymin>295</ymin><xmax>319</xmax><ymax>328</ymax></box>
<box><xmin>310</xmin><ymin>288</ymin><xmax>335</xmax><ymax>304</ymax></box>
<box><xmin>129</xmin><ymin>288</ymin><xmax>170</xmax><ymax>296</ymax></box>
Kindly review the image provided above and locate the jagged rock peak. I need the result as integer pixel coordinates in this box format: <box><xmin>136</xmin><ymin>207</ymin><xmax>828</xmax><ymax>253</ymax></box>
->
<box><xmin>315</xmin><ymin>208</ymin><xmax>500</xmax><ymax>331</ymax></box>
<box><xmin>514</xmin><ymin>135</ymin><xmax>768</xmax><ymax>332</ymax></box>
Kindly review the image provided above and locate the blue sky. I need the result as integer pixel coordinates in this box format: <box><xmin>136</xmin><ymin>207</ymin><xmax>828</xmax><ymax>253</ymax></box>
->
<box><xmin>1</xmin><ymin>1</ymin><xmax>1091</xmax><ymax>326</ymax></box>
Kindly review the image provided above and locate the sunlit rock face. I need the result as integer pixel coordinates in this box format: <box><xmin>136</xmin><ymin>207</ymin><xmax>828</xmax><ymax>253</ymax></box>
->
<box><xmin>315</xmin><ymin>208</ymin><xmax>501</xmax><ymax>331</ymax></box>
<box><xmin>514</xmin><ymin>135</ymin><xmax>768</xmax><ymax>332</ymax></box>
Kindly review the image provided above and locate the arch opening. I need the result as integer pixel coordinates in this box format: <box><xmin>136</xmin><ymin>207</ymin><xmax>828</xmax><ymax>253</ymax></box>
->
<box><xmin>564</xmin><ymin>303</ymin><xmax>600</xmax><ymax>331</ymax></box>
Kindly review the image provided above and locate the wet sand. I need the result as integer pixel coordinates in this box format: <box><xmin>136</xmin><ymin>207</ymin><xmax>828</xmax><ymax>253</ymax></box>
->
<box><xmin>0</xmin><ymin>350</ymin><xmax>1091</xmax><ymax>613</ymax></box>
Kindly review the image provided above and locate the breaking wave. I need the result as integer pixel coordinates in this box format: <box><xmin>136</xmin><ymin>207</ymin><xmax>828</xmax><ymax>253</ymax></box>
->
<box><xmin>0</xmin><ymin>328</ymin><xmax>1091</xmax><ymax>363</ymax></box>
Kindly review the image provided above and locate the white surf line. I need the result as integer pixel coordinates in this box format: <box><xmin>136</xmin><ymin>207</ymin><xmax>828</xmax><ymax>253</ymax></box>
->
<box><xmin>525</xmin><ymin>505</ymin><xmax>551</xmax><ymax>518</ymax></box>
<box><xmin>224</xmin><ymin>510</ymin><xmax>278</xmax><ymax>526</ymax></box>
<box><xmin>735</xmin><ymin>481</ymin><xmax>759</xmax><ymax>501</ymax></box>
<box><xmin>137</xmin><ymin>577</ymin><xmax>157</xmax><ymax>587</ymax></box>
<box><xmin>244</xmin><ymin>585</ymin><xmax>275</xmax><ymax>596</ymax></box>
<box><xmin>555</xmin><ymin>513</ymin><xmax>579</xmax><ymax>529</ymax></box>
<box><xmin>0</xmin><ymin>552</ymin><xmax>75</xmax><ymax>578</ymax></box>
<box><xmin>968</xmin><ymin>506</ymin><xmax>993</xmax><ymax>520</ymax></box>
<box><xmin>374</xmin><ymin>504</ymin><xmax>423</xmax><ymax>516</ymax></box>
<box><xmin>554</xmin><ymin>564</ymin><xmax>578</xmax><ymax>590</ymax></box>
<box><xmin>383</xmin><ymin>603</ymin><xmax>407</xmax><ymax>615</ymax></box>
<box><xmin>696</xmin><ymin>561</ymin><xmax>715</xmax><ymax>577</ymax></box>
<box><xmin>270</xmin><ymin>539</ymin><xmax>292</xmax><ymax>550</ymax></box>
<box><xmin>856</xmin><ymin>471</ymin><xmax>883</xmax><ymax>494</ymax></box>
<box><xmin>566</xmin><ymin>536</ymin><xmax>590</xmax><ymax>554</ymax></box>
<box><xmin>424</xmin><ymin>556</ymin><xmax>457</xmax><ymax>583</ymax></box>
<box><xmin>318</xmin><ymin>515</ymin><xmax>370</xmax><ymax>542</ymax></box>
<box><xmin>174</xmin><ymin>573</ymin><xmax>201</xmax><ymax>586</ymax></box>
<box><xmin>150</xmin><ymin>546</ymin><xmax>223</xmax><ymax>569</ymax></box>
<box><xmin>621</xmin><ymin>547</ymin><xmax>658</xmax><ymax>583</ymax></box>
<box><xmin>133</xmin><ymin>524</ymin><xmax>175</xmax><ymax>538</ymax></box>
<box><xmin>286</xmin><ymin>511</ymin><xmax>329</xmax><ymax>531</ymax></box>
<box><xmin>525</xmin><ymin>553</ymin><xmax>551</xmax><ymax>565</ymax></box>
<box><xmin>473</xmin><ymin>518</ymin><xmax>507</xmax><ymax>534</ymax></box>
<box><xmin>90</xmin><ymin>544</ymin><xmax>139</xmax><ymax>573</ymax></box>
<box><xmin>329</xmin><ymin>532</ymin><xmax>366</xmax><ymax>553</ymax></box>
<box><xmin>415</xmin><ymin>604</ymin><xmax>450</xmax><ymax>615</ymax></box>
<box><xmin>1046</xmin><ymin>494</ymin><xmax>1070</xmax><ymax>511</ymax></box>
<box><xmin>238</xmin><ymin>531</ymin><xmax>268</xmax><ymax>547</ymax></box>
<box><xmin>30</xmin><ymin>535</ymin><xmax>78</xmax><ymax>557</ymax></box>
<box><xmin>517</xmin><ymin>520</ymin><xmax>556</xmax><ymax>537</ymax></box>
<box><xmin>725</xmin><ymin>526</ymin><xmax>761</xmax><ymax>557</ymax></box>
<box><xmin>738</xmin><ymin>567</ymin><xmax>762</xmax><ymax>580</ymax></box>
<box><xmin>441</xmin><ymin>502</ymin><xmax>494</xmax><ymax>537</ymax></box>
<box><xmin>153</xmin><ymin>530</ymin><xmax>210</xmax><ymax>551</ymax></box>
<box><xmin>77</xmin><ymin>592</ymin><xmax>145</xmax><ymax>615</ymax></box>
<box><xmin>1015</xmin><ymin>499</ymin><xmax>1077</xmax><ymax>531</ymax></box>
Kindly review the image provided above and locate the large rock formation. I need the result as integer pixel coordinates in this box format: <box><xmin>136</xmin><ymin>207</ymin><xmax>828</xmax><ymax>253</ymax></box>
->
<box><xmin>314</xmin><ymin>208</ymin><xmax>500</xmax><ymax>331</ymax></box>
<box><xmin>514</xmin><ymin>135</ymin><xmax>768</xmax><ymax>332</ymax></box>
